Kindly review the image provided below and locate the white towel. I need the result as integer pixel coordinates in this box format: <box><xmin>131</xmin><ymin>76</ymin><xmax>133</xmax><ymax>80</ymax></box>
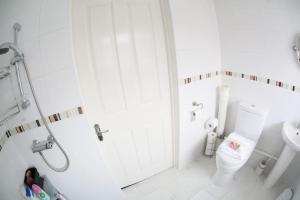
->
<box><xmin>219</xmin><ymin>144</ymin><xmax>242</xmax><ymax>160</ymax></box>
<box><xmin>219</xmin><ymin>139</ymin><xmax>245</xmax><ymax>160</ymax></box>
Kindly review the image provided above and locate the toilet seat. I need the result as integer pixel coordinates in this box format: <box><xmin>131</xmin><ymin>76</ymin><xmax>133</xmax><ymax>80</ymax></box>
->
<box><xmin>217</xmin><ymin>132</ymin><xmax>256</xmax><ymax>170</ymax></box>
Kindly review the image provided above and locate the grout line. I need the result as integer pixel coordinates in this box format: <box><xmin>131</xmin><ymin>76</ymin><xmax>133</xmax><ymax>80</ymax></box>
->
<box><xmin>0</xmin><ymin>106</ymin><xmax>84</xmax><ymax>152</ymax></box>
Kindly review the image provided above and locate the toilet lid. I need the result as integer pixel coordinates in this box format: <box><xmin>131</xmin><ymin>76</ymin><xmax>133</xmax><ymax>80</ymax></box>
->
<box><xmin>217</xmin><ymin>132</ymin><xmax>255</xmax><ymax>166</ymax></box>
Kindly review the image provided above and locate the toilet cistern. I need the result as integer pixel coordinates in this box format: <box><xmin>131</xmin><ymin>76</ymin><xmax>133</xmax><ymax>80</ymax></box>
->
<box><xmin>264</xmin><ymin>122</ymin><xmax>300</xmax><ymax>188</ymax></box>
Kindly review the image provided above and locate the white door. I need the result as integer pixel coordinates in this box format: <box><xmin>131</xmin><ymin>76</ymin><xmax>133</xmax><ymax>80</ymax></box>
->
<box><xmin>73</xmin><ymin>0</ymin><xmax>173</xmax><ymax>187</ymax></box>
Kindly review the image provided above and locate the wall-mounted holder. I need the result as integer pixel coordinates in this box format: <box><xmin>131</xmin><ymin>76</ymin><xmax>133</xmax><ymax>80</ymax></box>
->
<box><xmin>191</xmin><ymin>101</ymin><xmax>203</xmax><ymax>121</ymax></box>
<box><xmin>293</xmin><ymin>34</ymin><xmax>300</xmax><ymax>65</ymax></box>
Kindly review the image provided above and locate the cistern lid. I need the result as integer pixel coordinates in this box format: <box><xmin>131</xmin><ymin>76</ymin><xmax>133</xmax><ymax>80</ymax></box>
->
<box><xmin>239</xmin><ymin>102</ymin><xmax>268</xmax><ymax>116</ymax></box>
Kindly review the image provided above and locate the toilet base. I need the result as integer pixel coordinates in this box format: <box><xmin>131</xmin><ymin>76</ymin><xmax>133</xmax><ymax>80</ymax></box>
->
<box><xmin>212</xmin><ymin>170</ymin><xmax>235</xmax><ymax>186</ymax></box>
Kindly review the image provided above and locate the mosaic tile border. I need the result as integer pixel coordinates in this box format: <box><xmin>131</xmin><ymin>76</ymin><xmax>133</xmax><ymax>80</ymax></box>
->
<box><xmin>181</xmin><ymin>70</ymin><xmax>300</xmax><ymax>93</ymax></box>
<box><xmin>0</xmin><ymin>106</ymin><xmax>84</xmax><ymax>152</ymax></box>
<box><xmin>183</xmin><ymin>71</ymin><xmax>220</xmax><ymax>84</ymax></box>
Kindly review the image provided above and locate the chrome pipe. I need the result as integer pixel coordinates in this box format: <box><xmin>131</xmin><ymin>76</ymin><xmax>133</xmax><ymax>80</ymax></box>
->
<box><xmin>14</xmin><ymin>60</ymin><xmax>24</xmax><ymax>96</ymax></box>
<box><xmin>10</xmin><ymin>56</ymin><xmax>30</xmax><ymax>109</ymax></box>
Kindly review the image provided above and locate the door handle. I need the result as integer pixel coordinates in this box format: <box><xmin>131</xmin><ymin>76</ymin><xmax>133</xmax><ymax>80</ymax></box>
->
<box><xmin>94</xmin><ymin>124</ymin><xmax>109</xmax><ymax>141</ymax></box>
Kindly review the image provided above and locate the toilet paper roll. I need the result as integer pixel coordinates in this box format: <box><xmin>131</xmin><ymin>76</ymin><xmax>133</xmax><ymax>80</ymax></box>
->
<box><xmin>191</xmin><ymin>108</ymin><xmax>202</xmax><ymax>121</ymax></box>
<box><xmin>205</xmin><ymin>118</ymin><xmax>218</xmax><ymax>132</ymax></box>
<box><xmin>204</xmin><ymin>132</ymin><xmax>217</xmax><ymax>156</ymax></box>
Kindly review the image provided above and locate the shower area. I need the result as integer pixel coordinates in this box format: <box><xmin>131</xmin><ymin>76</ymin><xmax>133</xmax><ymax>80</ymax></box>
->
<box><xmin>0</xmin><ymin>23</ymin><xmax>71</xmax><ymax>199</ymax></box>
<box><xmin>0</xmin><ymin>23</ymin><xmax>70</xmax><ymax>172</ymax></box>
<box><xmin>0</xmin><ymin>0</ymin><xmax>123</xmax><ymax>199</ymax></box>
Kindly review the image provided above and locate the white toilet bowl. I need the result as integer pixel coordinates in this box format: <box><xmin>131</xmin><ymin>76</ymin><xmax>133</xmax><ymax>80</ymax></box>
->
<box><xmin>212</xmin><ymin>102</ymin><xmax>268</xmax><ymax>186</ymax></box>
<box><xmin>213</xmin><ymin>133</ymin><xmax>255</xmax><ymax>186</ymax></box>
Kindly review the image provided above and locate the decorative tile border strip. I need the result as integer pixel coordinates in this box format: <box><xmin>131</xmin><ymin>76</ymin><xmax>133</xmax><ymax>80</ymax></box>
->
<box><xmin>0</xmin><ymin>106</ymin><xmax>84</xmax><ymax>152</ymax></box>
<box><xmin>181</xmin><ymin>70</ymin><xmax>300</xmax><ymax>93</ymax></box>
<box><xmin>182</xmin><ymin>71</ymin><xmax>220</xmax><ymax>84</ymax></box>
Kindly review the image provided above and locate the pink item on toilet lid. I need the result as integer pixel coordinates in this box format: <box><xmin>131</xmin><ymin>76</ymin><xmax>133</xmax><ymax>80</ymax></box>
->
<box><xmin>218</xmin><ymin>132</ymin><xmax>255</xmax><ymax>161</ymax></box>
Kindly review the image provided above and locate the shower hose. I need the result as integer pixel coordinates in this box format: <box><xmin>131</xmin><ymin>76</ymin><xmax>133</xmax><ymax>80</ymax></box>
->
<box><xmin>21</xmin><ymin>57</ymin><xmax>70</xmax><ymax>172</ymax></box>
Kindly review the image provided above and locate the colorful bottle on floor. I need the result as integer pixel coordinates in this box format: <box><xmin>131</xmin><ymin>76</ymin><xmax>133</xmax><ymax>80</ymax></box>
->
<box><xmin>31</xmin><ymin>184</ymin><xmax>50</xmax><ymax>200</ymax></box>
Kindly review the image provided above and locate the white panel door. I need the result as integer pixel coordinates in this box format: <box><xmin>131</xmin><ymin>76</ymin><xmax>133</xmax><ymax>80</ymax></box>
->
<box><xmin>73</xmin><ymin>0</ymin><xmax>173</xmax><ymax>187</ymax></box>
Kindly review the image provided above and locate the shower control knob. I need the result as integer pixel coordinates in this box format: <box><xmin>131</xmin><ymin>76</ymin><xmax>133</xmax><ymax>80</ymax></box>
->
<box><xmin>94</xmin><ymin>124</ymin><xmax>109</xmax><ymax>142</ymax></box>
<box><xmin>31</xmin><ymin>136</ymin><xmax>55</xmax><ymax>153</ymax></box>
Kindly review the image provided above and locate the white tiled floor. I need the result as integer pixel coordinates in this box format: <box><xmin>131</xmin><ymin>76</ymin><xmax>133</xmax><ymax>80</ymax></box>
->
<box><xmin>123</xmin><ymin>157</ymin><xmax>286</xmax><ymax>200</ymax></box>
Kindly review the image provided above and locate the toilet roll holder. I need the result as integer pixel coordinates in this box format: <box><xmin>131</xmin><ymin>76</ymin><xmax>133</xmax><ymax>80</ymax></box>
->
<box><xmin>192</xmin><ymin>101</ymin><xmax>203</xmax><ymax>110</ymax></box>
<box><xmin>191</xmin><ymin>101</ymin><xmax>203</xmax><ymax>121</ymax></box>
<box><xmin>192</xmin><ymin>101</ymin><xmax>203</xmax><ymax>107</ymax></box>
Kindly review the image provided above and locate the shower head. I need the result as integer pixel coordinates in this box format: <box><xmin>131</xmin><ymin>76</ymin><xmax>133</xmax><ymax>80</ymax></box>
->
<box><xmin>0</xmin><ymin>48</ymin><xmax>9</xmax><ymax>55</ymax></box>
<box><xmin>0</xmin><ymin>42</ymin><xmax>24</xmax><ymax>57</ymax></box>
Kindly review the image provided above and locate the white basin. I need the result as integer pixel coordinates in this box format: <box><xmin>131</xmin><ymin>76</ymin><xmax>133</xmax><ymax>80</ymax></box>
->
<box><xmin>264</xmin><ymin>122</ymin><xmax>299</xmax><ymax>188</ymax></box>
<box><xmin>282</xmin><ymin>122</ymin><xmax>300</xmax><ymax>151</ymax></box>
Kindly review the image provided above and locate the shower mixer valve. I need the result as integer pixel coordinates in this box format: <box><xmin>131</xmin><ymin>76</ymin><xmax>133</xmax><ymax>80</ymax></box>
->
<box><xmin>32</xmin><ymin>136</ymin><xmax>55</xmax><ymax>153</ymax></box>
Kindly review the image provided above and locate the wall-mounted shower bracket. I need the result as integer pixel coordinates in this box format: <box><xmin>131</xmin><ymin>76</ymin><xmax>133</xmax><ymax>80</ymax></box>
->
<box><xmin>13</xmin><ymin>23</ymin><xmax>22</xmax><ymax>46</ymax></box>
<box><xmin>293</xmin><ymin>34</ymin><xmax>300</xmax><ymax>65</ymax></box>
<box><xmin>293</xmin><ymin>45</ymin><xmax>300</xmax><ymax>64</ymax></box>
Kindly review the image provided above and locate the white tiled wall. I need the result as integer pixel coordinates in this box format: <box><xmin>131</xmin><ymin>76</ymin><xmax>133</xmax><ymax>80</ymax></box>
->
<box><xmin>0</xmin><ymin>0</ymin><xmax>122</xmax><ymax>199</ymax></box>
<box><xmin>2</xmin><ymin>0</ymin><xmax>300</xmax><ymax>197</ymax></box>
<box><xmin>171</xmin><ymin>0</ymin><xmax>221</xmax><ymax>78</ymax></box>
<box><xmin>169</xmin><ymin>0</ymin><xmax>222</xmax><ymax>168</ymax></box>
<box><xmin>215</xmin><ymin>0</ymin><xmax>300</xmax><ymax>85</ymax></box>
<box><xmin>214</xmin><ymin>0</ymin><xmax>300</xmax><ymax>185</ymax></box>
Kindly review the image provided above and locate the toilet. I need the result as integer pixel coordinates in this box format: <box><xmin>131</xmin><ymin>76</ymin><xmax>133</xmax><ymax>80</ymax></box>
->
<box><xmin>213</xmin><ymin>102</ymin><xmax>267</xmax><ymax>186</ymax></box>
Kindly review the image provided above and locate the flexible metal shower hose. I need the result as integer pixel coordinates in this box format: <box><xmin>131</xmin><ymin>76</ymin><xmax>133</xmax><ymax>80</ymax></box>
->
<box><xmin>21</xmin><ymin>58</ymin><xmax>70</xmax><ymax>172</ymax></box>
